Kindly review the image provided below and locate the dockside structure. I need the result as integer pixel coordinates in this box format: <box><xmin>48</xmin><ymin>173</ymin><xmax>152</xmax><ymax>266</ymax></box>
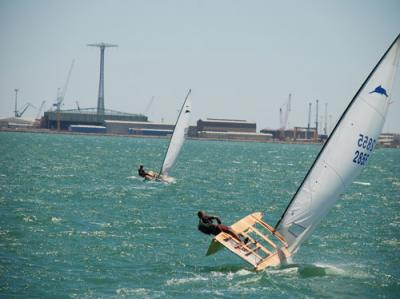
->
<box><xmin>197</xmin><ymin>118</ymin><xmax>256</xmax><ymax>133</ymax></box>
<box><xmin>42</xmin><ymin>108</ymin><xmax>147</xmax><ymax>130</ymax></box>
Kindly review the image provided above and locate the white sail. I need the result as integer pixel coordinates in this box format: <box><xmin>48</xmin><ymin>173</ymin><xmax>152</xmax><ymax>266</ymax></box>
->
<box><xmin>275</xmin><ymin>35</ymin><xmax>400</xmax><ymax>254</ymax></box>
<box><xmin>159</xmin><ymin>90</ymin><xmax>192</xmax><ymax>177</ymax></box>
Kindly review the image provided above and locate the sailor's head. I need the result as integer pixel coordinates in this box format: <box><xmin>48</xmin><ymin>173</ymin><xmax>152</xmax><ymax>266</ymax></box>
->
<box><xmin>139</xmin><ymin>165</ymin><xmax>143</xmax><ymax>168</ymax></box>
<box><xmin>197</xmin><ymin>210</ymin><xmax>205</xmax><ymax>218</ymax></box>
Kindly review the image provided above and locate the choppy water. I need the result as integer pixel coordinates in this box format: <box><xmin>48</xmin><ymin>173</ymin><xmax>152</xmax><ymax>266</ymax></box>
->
<box><xmin>0</xmin><ymin>131</ymin><xmax>399</xmax><ymax>298</ymax></box>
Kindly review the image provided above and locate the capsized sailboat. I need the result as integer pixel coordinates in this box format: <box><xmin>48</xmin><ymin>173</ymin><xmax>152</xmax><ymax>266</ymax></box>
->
<box><xmin>207</xmin><ymin>34</ymin><xmax>400</xmax><ymax>271</ymax></box>
<box><xmin>145</xmin><ymin>89</ymin><xmax>192</xmax><ymax>183</ymax></box>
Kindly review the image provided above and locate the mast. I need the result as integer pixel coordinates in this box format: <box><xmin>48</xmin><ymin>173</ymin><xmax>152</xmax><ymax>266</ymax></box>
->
<box><xmin>275</xmin><ymin>34</ymin><xmax>400</xmax><ymax>230</ymax></box>
<box><xmin>158</xmin><ymin>89</ymin><xmax>191</xmax><ymax>176</ymax></box>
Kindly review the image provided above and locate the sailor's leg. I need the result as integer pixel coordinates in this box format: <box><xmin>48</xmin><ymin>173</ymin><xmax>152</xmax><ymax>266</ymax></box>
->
<box><xmin>218</xmin><ymin>224</ymin><xmax>243</xmax><ymax>243</ymax></box>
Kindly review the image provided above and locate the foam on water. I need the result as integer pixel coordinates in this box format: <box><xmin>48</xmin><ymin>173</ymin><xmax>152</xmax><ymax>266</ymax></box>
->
<box><xmin>353</xmin><ymin>181</ymin><xmax>371</xmax><ymax>186</ymax></box>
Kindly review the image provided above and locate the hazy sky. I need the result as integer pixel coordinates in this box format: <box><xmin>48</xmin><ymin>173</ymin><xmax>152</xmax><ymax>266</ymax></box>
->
<box><xmin>1</xmin><ymin>0</ymin><xmax>399</xmax><ymax>133</ymax></box>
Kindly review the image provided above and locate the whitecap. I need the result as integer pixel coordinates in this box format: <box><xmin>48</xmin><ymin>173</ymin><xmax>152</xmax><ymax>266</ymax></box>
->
<box><xmin>51</xmin><ymin>217</ymin><xmax>62</xmax><ymax>224</ymax></box>
<box><xmin>313</xmin><ymin>263</ymin><xmax>346</xmax><ymax>275</ymax></box>
<box><xmin>192</xmin><ymin>159</ymin><xmax>204</xmax><ymax>163</ymax></box>
<box><xmin>382</xmin><ymin>239</ymin><xmax>400</xmax><ymax>247</ymax></box>
<box><xmin>23</xmin><ymin>215</ymin><xmax>37</xmax><ymax>222</ymax></box>
<box><xmin>353</xmin><ymin>181</ymin><xmax>371</xmax><ymax>186</ymax></box>
<box><xmin>116</xmin><ymin>288</ymin><xmax>165</xmax><ymax>298</ymax></box>
<box><xmin>235</xmin><ymin>275</ymin><xmax>262</xmax><ymax>286</ymax></box>
<box><xmin>165</xmin><ymin>275</ymin><xmax>208</xmax><ymax>286</ymax></box>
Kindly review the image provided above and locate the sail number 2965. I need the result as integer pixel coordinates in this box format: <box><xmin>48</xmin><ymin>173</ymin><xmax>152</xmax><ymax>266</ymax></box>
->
<box><xmin>353</xmin><ymin>134</ymin><xmax>376</xmax><ymax>165</ymax></box>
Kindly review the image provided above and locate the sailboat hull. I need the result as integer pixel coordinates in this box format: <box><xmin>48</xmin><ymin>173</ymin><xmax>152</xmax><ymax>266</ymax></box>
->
<box><xmin>207</xmin><ymin>212</ymin><xmax>291</xmax><ymax>271</ymax></box>
<box><xmin>143</xmin><ymin>171</ymin><xmax>175</xmax><ymax>183</ymax></box>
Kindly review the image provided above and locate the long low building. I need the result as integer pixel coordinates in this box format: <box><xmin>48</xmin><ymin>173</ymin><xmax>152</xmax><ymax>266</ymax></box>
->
<box><xmin>42</xmin><ymin>108</ymin><xmax>148</xmax><ymax>130</ymax></box>
<box><xmin>105</xmin><ymin>120</ymin><xmax>174</xmax><ymax>135</ymax></box>
<box><xmin>197</xmin><ymin>131</ymin><xmax>272</xmax><ymax>141</ymax></box>
<box><xmin>197</xmin><ymin>118</ymin><xmax>256</xmax><ymax>133</ymax></box>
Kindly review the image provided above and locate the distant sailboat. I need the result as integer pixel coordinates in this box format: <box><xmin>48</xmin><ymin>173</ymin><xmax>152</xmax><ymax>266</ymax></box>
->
<box><xmin>206</xmin><ymin>34</ymin><xmax>400</xmax><ymax>271</ymax></box>
<box><xmin>145</xmin><ymin>89</ymin><xmax>192</xmax><ymax>183</ymax></box>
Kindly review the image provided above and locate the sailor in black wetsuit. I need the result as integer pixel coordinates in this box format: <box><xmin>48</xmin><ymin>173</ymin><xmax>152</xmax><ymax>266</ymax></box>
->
<box><xmin>197</xmin><ymin>211</ymin><xmax>248</xmax><ymax>244</ymax></box>
<box><xmin>138</xmin><ymin>165</ymin><xmax>147</xmax><ymax>178</ymax></box>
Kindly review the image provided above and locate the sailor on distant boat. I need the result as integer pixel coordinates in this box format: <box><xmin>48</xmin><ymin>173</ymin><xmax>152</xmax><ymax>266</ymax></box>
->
<box><xmin>138</xmin><ymin>165</ymin><xmax>155</xmax><ymax>179</ymax></box>
<box><xmin>197</xmin><ymin>211</ymin><xmax>248</xmax><ymax>244</ymax></box>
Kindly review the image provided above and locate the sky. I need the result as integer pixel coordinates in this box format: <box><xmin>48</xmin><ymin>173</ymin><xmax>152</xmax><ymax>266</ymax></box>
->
<box><xmin>1</xmin><ymin>0</ymin><xmax>400</xmax><ymax>133</ymax></box>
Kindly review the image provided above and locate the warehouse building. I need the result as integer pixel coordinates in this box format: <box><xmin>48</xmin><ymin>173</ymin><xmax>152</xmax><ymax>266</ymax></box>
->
<box><xmin>197</xmin><ymin>131</ymin><xmax>272</xmax><ymax>141</ymax></box>
<box><xmin>197</xmin><ymin>118</ymin><xmax>256</xmax><ymax>133</ymax></box>
<box><xmin>260</xmin><ymin>127</ymin><xmax>318</xmax><ymax>141</ymax></box>
<box><xmin>195</xmin><ymin>118</ymin><xmax>271</xmax><ymax>141</ymax></box>
<box><xmin>42</xmin><ymin>108</ymin><xmax>147</xmax><ymax>130</ymax></box>
<box><xmin>105</xmin><ymin>120</ymin><xmax>174</xmax><ymax>135</ymax></box>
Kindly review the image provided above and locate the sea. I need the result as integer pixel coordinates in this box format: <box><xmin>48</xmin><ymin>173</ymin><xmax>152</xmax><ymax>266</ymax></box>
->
<box><xmin>0</xmin><ymin>131</ymin><xmax>399</xmax><ymax>298</ymax></box>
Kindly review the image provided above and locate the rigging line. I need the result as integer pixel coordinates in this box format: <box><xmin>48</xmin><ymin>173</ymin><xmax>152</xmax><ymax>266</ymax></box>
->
<box><xmin>274</xmin><ymin>34</ymin><xmax>400</xmax><ymax>230</ymax></box>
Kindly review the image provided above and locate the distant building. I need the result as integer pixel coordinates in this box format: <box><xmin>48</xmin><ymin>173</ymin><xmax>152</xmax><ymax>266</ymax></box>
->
<box><xmin>42</xmin><ymin>108</ymin><xmax>147</xmax><ymax>130</ymax></box>
<box><xmin>105</xmin><ymin>120</ymin><xmax>174</xmax><ymax>135</ymax></box>
<box><xmin>378</xmin><ymin>133</ymin><xmax>400</xmax><ymax>148</ymax></box>
<box><xmin>194</xmin><ymin>118</ymin><xmax>271</xmax><ymax>141</ymax></box>
<box><xmin>0</xmin><ymin>117</ymin><xmax>33</xmax><ymax>129</ymax></box>
<box><xmin>197</xmin><ymin>131</ymin><xmax>272</xmax><ymax>142</ymax></box>
<box><xmin>68</xmin><ymin>125</ymin><xmax>107</xmax><ymax>134</ymax></box>
<box><xmin>128</xmin><ymin>128</ymin><xmax>173</xmax><ymax>137</ymax></box>
<box><xmin>260</xmin><ymin>127</ymin><xmax>318</xmax><ymax>141</ymax></box>
<box><xmin>197</xmin><ymin>118</ymin><xmax>256</xmax><ymax>133</ymax></box>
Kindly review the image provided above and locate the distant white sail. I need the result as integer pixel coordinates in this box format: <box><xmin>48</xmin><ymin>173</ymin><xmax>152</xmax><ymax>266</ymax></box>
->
<box><xmin>159</xmin><ymin>90</ymin><xmax>192</xmax><ymax>176</ymax></box>
<box><xmin>275</xmin><ymin>35</ymin><xmax>400</xmax><ymax>254</ymax></box>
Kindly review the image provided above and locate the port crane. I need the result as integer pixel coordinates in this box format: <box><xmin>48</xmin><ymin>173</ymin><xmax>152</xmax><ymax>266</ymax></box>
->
<box><xmin>14</xmin><ymin>88</ymin><xmax>34</xmax><ymax>118</ymax></box>
<box><xmin>35</xmin><ymin>100</ymin><xmax>46</xmax><ymax>120</ymax></box>
<box><xmin>54</xmin><ymin>60</ymin><xmax>75</xmax><ymax>130</ymax></box>
<box><xmin>143</xmin><ymin>96</ymin><xmax>155</xmax><ymax>116</ymax></box>
<box><xmin>279</xmin><ymin>93</ymin><xmax>291</xmax><ymax>139</ymax></box>
<box><xmin>15</xmin><ymin>103</ymin><xmax>34</xmax><ymax>118</ymax></box>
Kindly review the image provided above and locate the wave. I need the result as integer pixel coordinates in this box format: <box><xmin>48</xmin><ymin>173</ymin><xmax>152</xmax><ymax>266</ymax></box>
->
<box><xmin>265</xmin><ymin>262</ymin><xmax>373</xmax><ymax>279</ymax></box>
<box><xmin>51</xmin><ymin>217</ymin><xmax>62</xmax><ymax>224</ymax></box>
<box><xmin>165</xmin><ymin>275</ymin><xmax>208</xmax><ymax>286</ymax></box>
<box><xmin>116</xmin><ymin>288</ymin><xmax>165</xmax><ymax>298</ymax></box>
<box><xmin>353</xmin><ymin>181</ymin><xmax>371</xmax><ymax>186</ymax></box>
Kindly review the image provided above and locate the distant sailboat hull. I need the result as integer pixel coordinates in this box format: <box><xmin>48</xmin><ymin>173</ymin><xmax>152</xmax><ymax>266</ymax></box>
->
<box><xmin>144</xmin><ymin>171</ymin><xmax>175</xmax><ymax>183</ymax></box>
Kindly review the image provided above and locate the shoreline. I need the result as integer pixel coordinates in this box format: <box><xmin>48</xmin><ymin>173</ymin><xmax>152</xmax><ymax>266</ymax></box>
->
<box><xmin>1</xmin><ymin>127</ymin><xmax>399</xmax><ymax>148</ymax></box>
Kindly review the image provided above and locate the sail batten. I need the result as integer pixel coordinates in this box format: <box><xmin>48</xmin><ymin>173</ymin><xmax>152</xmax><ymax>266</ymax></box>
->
<box><xmin>275</xmin><ymin>35</ymin><xmax>400</xmax><ymax>253</ymax></box>
<box><xmin>159</xmin><ymin>90</ymin><xmax>192</xmax><ymax>177</ymax></box>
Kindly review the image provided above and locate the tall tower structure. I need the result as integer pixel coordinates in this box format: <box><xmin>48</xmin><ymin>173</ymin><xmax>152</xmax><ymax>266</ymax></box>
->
<box><xmin>14</xmin><ymin>88</ymin><xmax>19</xmax><ymax>118</ymax></box>
<box><xmin>324</xmin><ymin>103</ymin><xmax>328</xmax><ymax>135</ymax></box>
<box><xmin>315</xmin><ymin>99</ymin><xmax>319</xmax><ymax>135</ymax></box>
<box><xmin>87</xmin><ymin>42</ymin><xmax>118</xmax><ymax>115</ymax></box>
<box><xmin>307</xmin><ymin>102</ymin><xmax>312</xmax><ymax>139</ymax></box>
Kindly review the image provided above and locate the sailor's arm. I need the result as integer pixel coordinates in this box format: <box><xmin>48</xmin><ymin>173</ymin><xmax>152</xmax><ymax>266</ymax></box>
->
<box><xmin>209</xmin><ymin>215</ymin><xmax>221</xmax><ymax>224</ymax></box>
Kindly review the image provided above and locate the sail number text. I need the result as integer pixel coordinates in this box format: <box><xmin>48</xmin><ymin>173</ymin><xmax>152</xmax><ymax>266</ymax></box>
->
<box><xmin>353</xmin><ymin>134</ymin><xmax>376</xmax><ymax>165</ymax></box>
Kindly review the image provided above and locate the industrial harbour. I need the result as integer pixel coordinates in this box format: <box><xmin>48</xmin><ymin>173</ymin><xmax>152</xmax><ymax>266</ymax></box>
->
<box><xmin>1</xmin><ymin>2</ymin><xmax>400</xmax><ymax>298</ymax></box>
<box><xmin>1</xmin><ymin>41</ymin><xmax>398</xmax><ymax>147</ymax></box>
